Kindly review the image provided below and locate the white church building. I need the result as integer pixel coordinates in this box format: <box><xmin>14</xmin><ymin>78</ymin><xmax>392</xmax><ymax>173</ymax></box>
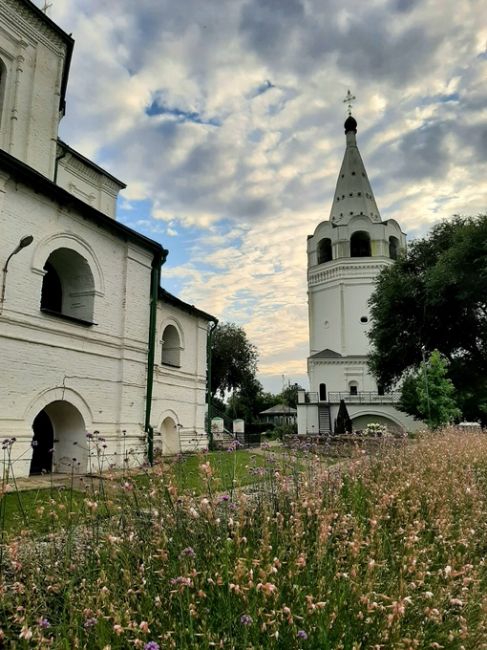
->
<box><xmin>297</xmin><ymin>110</ymin><xmax>419</xmax><ymax>435</ymax></box>
<box><xmin>0</xmin><ymin>0</ymin><xmax>215</xmax><ymax>477</ymax></box>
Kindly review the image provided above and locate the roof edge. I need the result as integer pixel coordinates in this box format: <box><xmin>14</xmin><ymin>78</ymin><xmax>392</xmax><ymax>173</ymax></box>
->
<box><xmin>0</xmin><ymin>147</ymin><xmax>165</xmax><ymax>256</ymax></box>
<box><xmin>158</xmin><ymin>287</ymin><xmax>217</xmax><ymax>323</ymax></box>
<box><xmin>57</xmin><ymin>139</ymin><xmax>126</xmax><ymax>189</ymax></box>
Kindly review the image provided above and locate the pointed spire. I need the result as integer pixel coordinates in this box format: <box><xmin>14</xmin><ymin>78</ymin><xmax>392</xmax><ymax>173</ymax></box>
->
<box><xmin>329</xmin><ymin>97</ymin><xmax>381</xmax><ymax>225</ymax></box>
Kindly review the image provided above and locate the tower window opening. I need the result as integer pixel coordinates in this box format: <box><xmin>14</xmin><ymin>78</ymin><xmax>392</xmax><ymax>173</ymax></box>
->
<box><xmin>350</xmin><ymin>231</ymin><xmax>371</xmax><ymax>257</ymax></box>
<box><xmin>358</xmin><ymin>192</ymin><xmax>361</xmax><ymax>196</ymax></box>
<box><xmin>389</xmin><ymin>236</ymin><xmax>399</xmax><ymax>260</ymax></box>
<box><xmin>317</xmin><ymin>238</ymin><xmax>332</xmax><ymax>264</ymax></box>
<box><xmin>349</xmin><ymin>193</ymin><xmax>353</xmax><ymax>197</ymax></box>
<box><xmin>360</xmin><ymin>316</ymin><xmax>368</xmax><ymax>323</ymax></box>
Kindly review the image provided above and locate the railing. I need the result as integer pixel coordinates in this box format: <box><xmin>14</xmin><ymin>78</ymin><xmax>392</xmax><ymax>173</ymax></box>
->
<box><xmin>328</xmin><ymin>391</ymin><xmax>401</xmax><ymax>404</ymax></box>
<box><xmin>298</xmin><ymin>392</ymin><xmax>319</xmax><ymax>404</ymax></box>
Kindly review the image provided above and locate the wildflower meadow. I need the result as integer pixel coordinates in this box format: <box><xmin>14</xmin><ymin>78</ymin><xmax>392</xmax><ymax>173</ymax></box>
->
<box><xmin>1</xmin><ymin>429</ymin><xmax>487</xmax><ymax>648</ymax></box>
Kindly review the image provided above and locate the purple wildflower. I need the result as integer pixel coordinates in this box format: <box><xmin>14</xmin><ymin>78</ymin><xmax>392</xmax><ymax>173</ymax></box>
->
<box><xmin>38</xmin><ymin>618</ymin><xmax>50</xmax><ymax>629</ymax></box>
<box><xmin>86</xmin><ymin>432</ymin><xmax>94</xmax><ymax>439</ymax></box>
<box><xmin>84</xmin><ymin>617</ymin><xmax>98</xmax><ymax>629</ymax></box>
<box><xmin>180</xmin><ymin>547</ymin><xmax>196</xmax><ymax>558</ymax></box>
<box><xmin>297</xmin><ymin>630</ymin><xmax>308</xmax><ymax>640</ymax></box>
<box><xmin>240</xmin><ymin>614</ymin><xmax>253</xmax><ymax>626</ymax></box>
<box><xmin>144</xmin><ymin>643</ymin><xmax>160</xmax><ymax>650</ymax></box>
<box><xmin>219</xmin><ymin>494</ymin><xmax>230</xmax><ymax>502</ymax></box>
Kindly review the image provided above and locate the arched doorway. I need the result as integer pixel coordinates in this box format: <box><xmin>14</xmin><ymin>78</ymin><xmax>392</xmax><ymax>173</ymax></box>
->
<box><xmin>161</xmin><ymin>416</ymin><xmax>180</xmax><ymax>455</ymax></box>
<box><xmin>319</xmin><ymin>383</ymin><xmax>327</xmax><ymax>401</ymax></box>
<box><xmin>30</xmin><ymin>401</ymin><xmax>87</xmax><ymax>475</ymax></box>
<box><xmin>30</xmin><ymin>410</ymin><xmax>54</xmax><ymax>474</ymax></box>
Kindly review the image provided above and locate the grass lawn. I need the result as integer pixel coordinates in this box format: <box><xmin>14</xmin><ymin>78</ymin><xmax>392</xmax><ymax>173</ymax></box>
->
<box><xmin>0</xmin><ymin>449</ymin><xmax>268</xmax><ymax>536</ymax></box>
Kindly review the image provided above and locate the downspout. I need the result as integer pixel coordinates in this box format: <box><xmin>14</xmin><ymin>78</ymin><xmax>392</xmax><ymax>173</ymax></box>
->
<box><xmin>206</xmin><ymin>318</ymin><xmax>218</xmax><ymax>450</ymax></box>
<box><xmin>145</xmin><ymin>247</ymin><xmax>167</xmax><ymax>465</ymax></box>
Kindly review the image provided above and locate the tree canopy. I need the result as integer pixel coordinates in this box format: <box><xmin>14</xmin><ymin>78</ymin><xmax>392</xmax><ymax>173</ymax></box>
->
<box><xmin>210</xmin><ymin>322</ymin><xmax>258</xmax><ymax>397</ymax></box>
<box><xmin>369</xmin><ymin>214</ymin><xmax>487</xmax><ymax>424</ymax></box>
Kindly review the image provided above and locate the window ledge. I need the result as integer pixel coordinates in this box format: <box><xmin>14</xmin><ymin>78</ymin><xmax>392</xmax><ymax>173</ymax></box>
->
<box><xmin>40</xmin><ymin>308</ymin><xmax>96</xmax><ymax>327</ymax></box>
<box><xmin>161</xmin><ymin>361</ymin><xmax>181</xmax><ymax>369</ymax></box>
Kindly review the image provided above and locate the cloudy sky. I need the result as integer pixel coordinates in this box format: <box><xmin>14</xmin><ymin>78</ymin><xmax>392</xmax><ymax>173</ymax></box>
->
<box><xmin>40</xmin><ymin>0</ymin><xmax>485</xmax><ymax>392</ymax></box>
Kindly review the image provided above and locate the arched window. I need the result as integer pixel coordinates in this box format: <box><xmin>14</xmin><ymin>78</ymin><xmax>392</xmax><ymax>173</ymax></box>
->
<box><xmin>40</xmin><ymin>248</ymin><xmax>95</xmax><ymax>324</ymax></box>
<box><xmin>161</xmin><ymin>324</ymin><xmax>182</xmax><ymax>367</ymax></box>
<box><xmin>349</xmin><ymin>381</ymin><xmax>358</xmax><ymax>396</ymax></box>
<box><xmin>317</xmin><ymin>238</ymin><xmax>332</xmax><ymax>264</ymax></box>
<box><xmin>389</xmin><ymin>236</ymin><xmax>399</xmax><ymax>260</ymax></box>
<box><xmin>350</xmin><ymin>231</ymin><xmax>371</xmax><ymax>257</ymax></box>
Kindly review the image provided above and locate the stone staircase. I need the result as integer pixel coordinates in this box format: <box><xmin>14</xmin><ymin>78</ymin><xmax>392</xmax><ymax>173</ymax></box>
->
<box><xmin>319</xmin><ymin>404</ymin><xmax>332</xmax><ymax>435</ymax></box>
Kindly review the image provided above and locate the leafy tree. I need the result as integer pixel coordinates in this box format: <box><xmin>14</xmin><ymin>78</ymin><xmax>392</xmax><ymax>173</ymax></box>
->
<box><xmin>369</xmin><ymin>215</ymin><xmax>487</xmax><ymax>425</ymax></box>
<box><xmin>211</xmin><ymin>322</ymin><xmax>258</xmax><ymax>397</ymax></box>
<box><xmin>398</xmin><ymin>350</ymin><xmax>461</xmax><ymax>428</ymax></box>
<box><xmin>279</xmin><ymin>382</ymin><xmax>304</xmax><ymax>409</ymax></box>
<box><xmin>226</xmin><ymin>375</ymin><xmax>275</xmax><ymax>423</ymax></box>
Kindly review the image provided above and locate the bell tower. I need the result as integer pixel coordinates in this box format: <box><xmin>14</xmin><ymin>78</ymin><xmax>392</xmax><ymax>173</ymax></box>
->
<box><xmin>302</xmin><ymin>98</ymin><xmax>407</xmax><ymax>428</ymax></box>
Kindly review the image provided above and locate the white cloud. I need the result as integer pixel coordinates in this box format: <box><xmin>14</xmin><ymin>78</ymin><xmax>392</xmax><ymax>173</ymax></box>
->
<box><xmin>37</xmin><ymin>0</ymin><xmax>487</xmax><ymax>390</ymax></box>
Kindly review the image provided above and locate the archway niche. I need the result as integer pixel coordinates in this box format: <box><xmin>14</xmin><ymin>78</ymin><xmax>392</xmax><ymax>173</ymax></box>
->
<box><xmin>40</xmin><ymin>248</ymin><xmax>95</xmax><ymax>323</ymax></box>
<box><xmin>161</xmin><ymin>416</ymin><xmax>180</xmax><ymax>455</ymax></box>
<box><xmin>349</xmin><ymin>381</ymin><xmax>359</xmax><ymax>396</ymax></box>
<box><xmin>350</xmin><ymin>231</ymin><xmax>371</xmax><ymax>257</ymax></box>
<box><xmin>389</xmin><ymin>236</ymin><xmax>399</xmax><ymax>260</ymax></box>
<box><xmin>317</xmin><ymin>238</ymin><xmax>332</xmax><ymax>264</ymax></box>
<box><xmin>161</xmin><ymin>324</ymin><xmax>182</xmax><ymax>367</ymax></box>
<box><xmin>30</xmin><ymin>400</ymin><xmax>87</xmax><ymax>475</ymax></box>
<box><xmin>351</xmin><ymin>414</ymin><xmax>403</xmax><ymax>435</ymax></box>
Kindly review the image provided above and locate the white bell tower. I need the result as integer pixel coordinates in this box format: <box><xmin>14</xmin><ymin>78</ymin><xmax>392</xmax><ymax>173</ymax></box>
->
<box><xmin>297</xmin><ymin>95</ymin><xmax>416</xmax><ymax>435</ymax></box>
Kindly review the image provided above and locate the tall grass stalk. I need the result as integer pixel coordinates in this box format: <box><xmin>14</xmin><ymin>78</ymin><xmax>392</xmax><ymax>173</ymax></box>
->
<box><xmin>1</xmin><ymin>430</ymin><xmax>487</xmax><ymax>648</ymax></box>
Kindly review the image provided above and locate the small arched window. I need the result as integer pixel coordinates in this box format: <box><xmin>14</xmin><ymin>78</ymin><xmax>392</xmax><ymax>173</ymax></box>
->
<box><xmin>161</xmin><ymin>324</ymin><xmax>182</xmax><ymax>367</ymax></box>
<box><xmin>389</xmin><ymin>236</ymin><xmax>399</xmax><ymax>260</ymax></box>
<box><xmin>317</xmin><ymin>238</ymin><xmax>332</xmax><ymax>264</ymax></box>
<box><xmin>40</xmin><ymin>248</ymin><xmax>95</xmax><ymax>324</ymax></box>
<box><xmin>350</xmin><ymin>231</ymin><xmax>371</xmax><ymax>257</ymax></box>
<box><xmin>349</xmin><ymin>381</ymin><xmax>358</xmax><ymax>396</ymax></box>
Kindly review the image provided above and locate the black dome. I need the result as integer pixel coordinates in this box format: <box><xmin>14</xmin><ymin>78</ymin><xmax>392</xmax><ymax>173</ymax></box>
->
<box><xmin>344</xmin><ymin>115</ymin><xmax>357</xmax><ymax>134</ymax></box>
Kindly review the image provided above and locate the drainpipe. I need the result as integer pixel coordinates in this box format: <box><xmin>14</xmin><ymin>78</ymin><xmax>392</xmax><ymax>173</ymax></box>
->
<box><xmin>206</xmin><ymin>319</ymin><xmax>218</xmax><ymax>450</ymax></box>
<box><xmin>145</xmin><ymin>247</ymin><xmax>167</xmax><ymax>465</ymax></box>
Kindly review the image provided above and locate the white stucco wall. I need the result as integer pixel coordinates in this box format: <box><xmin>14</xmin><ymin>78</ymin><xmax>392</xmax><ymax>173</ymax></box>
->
<box><xmin>0</xmin><ymin>173</ymin><xmax>210</xmax><ymax>476</ymax></box>
<box><xmin>153</xmin><ymin>303</ymin><xmax>209</xmax><ymax>455</ymax></box>
<box><xmin>0</xmin><ymin>0</ymin><xmax>68</xmax><ymax>178</ymax></box>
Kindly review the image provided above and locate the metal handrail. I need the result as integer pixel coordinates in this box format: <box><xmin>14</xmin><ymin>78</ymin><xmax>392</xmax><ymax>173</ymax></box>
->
<box><xmin>327</xmin><ymin>391</ymin><xmax>400</xmax><ymax>404</ymax></box>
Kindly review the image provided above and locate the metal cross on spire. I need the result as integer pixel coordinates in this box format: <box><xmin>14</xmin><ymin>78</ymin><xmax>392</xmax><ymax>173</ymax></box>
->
<box><xmin>42</xmin><ymin>0</ymin><xmax>53</xmax><ymax>14</ymax></box>
<box><xmin>343</xmin><ymin>89</ymin><xmax>356</xmax><ymax>116</ymax></box>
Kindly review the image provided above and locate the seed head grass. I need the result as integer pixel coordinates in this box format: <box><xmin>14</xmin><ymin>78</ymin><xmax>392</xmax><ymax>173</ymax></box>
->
<box><xmin>1</xmin><ymin>430</ymin><xmax>487</xmax><ymax>648</ymax></box>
